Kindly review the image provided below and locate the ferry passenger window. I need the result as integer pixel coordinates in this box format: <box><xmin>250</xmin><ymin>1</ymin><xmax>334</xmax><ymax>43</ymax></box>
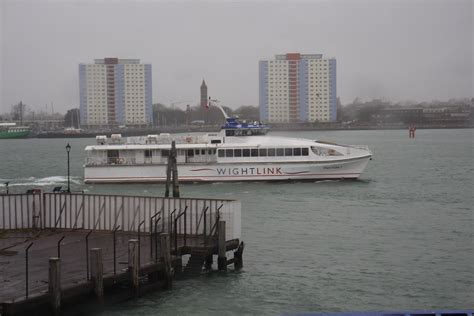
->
<box><xmin>293</xmin><ymin>148</ymin><xmax>301</xmax><ymax>156</ymax></box>
<box><xmin>145</xmin><ymin>149</ymin><xmax>152</xmax><ymax>158</ymax></box>
<box><xmin>195</xmin><ymin>149</ymin><xmax>200</xmax><ymax>155</ymax></box>
<box><xmin>268</xmin><ymin>148</ymin><xmax>276</xmax><ymax>156</ymax></box>
<box><xmin>211</xmin><ymin>140</ymin><xmax>221</xmax><ymax>144</ymax></box>
<box><xmin>218</xmin><ymin>150</ymin><xmax>225</xmax><ymax>157</ymax></box>
<box><xmin>302</xmin><ymin>148</ymin><xmax>309</xmax><ymax>156</ymax></box>
<box><xmin>276</xmin><ymin>148</ymin><xmax>284</xmax><ymax>156</ymax></box>
<box><xmin>259</xmin><ymin>148</ymin><xmax>267</xmax><ymax>157</ymax></box>
<box><xmin>251</xmin><ymin>149</ymin><xmax>258</xmax><ymax>157</ymax></box>
<box><xmin>243</xmin><ymin>149</ymin><xmax>250</xmax><ymax>157</ymax></box>
<box><xmin>187</xmin><ymin>149</ymin><xmax>194</xmax><ymax>157</ymax></box>
<box><xmin>162</xmin><ymin>150</ymin><xmax>170</xmax><ymax>157</ymax></box>
<box><xmin>225</xmin><ymin>149</ymin><xmax>234</xmax><ymax>157</ymax></box>
<box><xmin>285</xmin><ymin>148</ymin><xmax>293</xmax><ymax>156</ymax></box>
<box><xmin>234</xmin><ymin>149</ymin><xmax>242</xmax><ymax>157</ymax></box>
<box><xmin>226</xmin><ymin>130</ymin><xmax>235</xmax><ymax>136</ymax></box>
<box><xmin>201</xmin><ymin>149</ymin><xmax>205</xmax><ymax>155</ymax></box>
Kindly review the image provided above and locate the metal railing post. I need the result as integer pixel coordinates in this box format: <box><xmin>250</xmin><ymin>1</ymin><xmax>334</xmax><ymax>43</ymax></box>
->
<box><xmin>150</xmin><ymin>212</ymin><xmax>160</xmax><ymax>260</ymax></box>
<box><xmin>57</xmin><ymin>235</ymin><xmax>65</xmax><ymax>258</ymax></box>
<box><xmin>138</xmin><ymin>220</ymin><xmax>145</xmax><ymax>268</ymax></box>
<box><xmin>85</xmin><ymin>230</ymin><xmax>92</xmax><ymax>280</ymax></box>
<box><xmin>25</xmin><ymin>242</ymin><xmax>34</xmax><ymax>299</ymax></box>
<box><xmin>154</xmin><ymin>217</ymin><xmax>161</xmax><ymax>263</ymax></box>
<box><xmin>113</xmin><ymin>225</ymin><xmax>120</xmax><ymax>275</ymax></box>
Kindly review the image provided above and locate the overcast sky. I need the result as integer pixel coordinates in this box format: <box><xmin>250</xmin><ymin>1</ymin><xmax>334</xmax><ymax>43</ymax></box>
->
<box><xmin>0</xmin><ymin>0</ymin><xmax>472</xmax><ymax>113</ymax></box>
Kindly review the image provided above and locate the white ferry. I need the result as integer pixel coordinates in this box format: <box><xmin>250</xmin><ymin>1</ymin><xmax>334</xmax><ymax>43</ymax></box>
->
<box><xmin>84</xmin><ymin>116</ymin><xmax>372</xmax><ymax>183</ymax></box>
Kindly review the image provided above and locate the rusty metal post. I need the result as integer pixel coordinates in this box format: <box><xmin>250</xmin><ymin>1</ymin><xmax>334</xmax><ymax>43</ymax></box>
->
<box><xmin>57</xmin><ymin>235</ymin><xmax>65</xmax><ymax>258</ymax></box>
<box><xmin>85</xmin><ymin>230</ymin><xmax>92</xmax><ymax>280</ymax></box>
<box><xmin>113</xmin><ymin>225</ymin><xmax>120</xmax><ymax>275</ymax></box>
<box><xmin>25</xmin><ymin>242</ymin><xmax>34</xmax><ymax>299</ymax></box>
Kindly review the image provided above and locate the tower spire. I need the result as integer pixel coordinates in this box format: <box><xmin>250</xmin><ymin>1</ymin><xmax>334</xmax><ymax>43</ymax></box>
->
<box><xmin>200</xmin><ymin>79</ymin><xmax>208</xmax><ymax>108</ymax></box>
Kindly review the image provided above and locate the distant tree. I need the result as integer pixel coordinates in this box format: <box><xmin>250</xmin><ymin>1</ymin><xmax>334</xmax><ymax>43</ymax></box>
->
<box><xmin>64</xmin><ymin>108</ymin><xmax>80</xmax><ymax>128</ymax></box>
<box><xmin>11</xmin><ymin>102</ymin><xmax>27</xmax><ymax>122</ymax></box>
<box><xmin>234</xmin><ymin>105</ymin><xmax>259</xmax><ymax>121</ymax></box>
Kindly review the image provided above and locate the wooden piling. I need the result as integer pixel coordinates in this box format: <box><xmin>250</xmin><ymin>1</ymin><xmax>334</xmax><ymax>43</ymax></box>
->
<box><xmin>90</xmin><ymin>248</ymin><xmax>104</xmax><ymax>299</ymax></box>
<box><xmin>160</xmin><ymin>233</ymin><xmax>173</xmax><ymax>289</ymax></box>
<box><xmin>128</xmin><ymin>239</ymin><xmax>139</xmax><ymax>295</ymax></box>
<box><xmin>205</xmin><ymin>254</ymin><xmax>213</xmax><ymax>270</ymax></box>
<box><xmin>48</xmin><ymin>257</ymin><xmax>61</xmax><ymax>315</ymax></box>
<box><xmin>234</xmin><ymin>241</ymin><xmax>245</xmax><ymax>270</ymax></box>
<box><xmin>171</xmin><ymin>141</ymin><xmax>180</xmax><ymax>198</ymax></box>
<box><xmin>217</xmin><ymin>220</ymin><xmax>227</xmax><ymax>271</ymax></box>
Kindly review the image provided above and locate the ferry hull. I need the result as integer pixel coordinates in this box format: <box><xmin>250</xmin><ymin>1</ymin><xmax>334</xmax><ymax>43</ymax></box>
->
<box><xmin>84</xmin><ymin>156</ymin><xmax>371</xmax><ymax>183</ymax></box>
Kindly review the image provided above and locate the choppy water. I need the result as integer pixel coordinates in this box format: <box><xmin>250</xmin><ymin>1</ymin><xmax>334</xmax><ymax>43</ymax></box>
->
<box><xmin>1</xmin><ymin>129</ymin><xmax>473</xmax><ymax>314</ymax></box>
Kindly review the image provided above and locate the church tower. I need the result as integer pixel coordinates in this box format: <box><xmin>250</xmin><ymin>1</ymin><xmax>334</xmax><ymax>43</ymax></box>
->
<box><xmin>200</xmin><ymin>79</ymin><xmax>208</xmax><ymax>108</ymax></box>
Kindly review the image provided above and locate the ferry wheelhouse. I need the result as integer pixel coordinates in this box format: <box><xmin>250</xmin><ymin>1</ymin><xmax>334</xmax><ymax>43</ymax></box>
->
<box><xmin>84</xmin><ymin>117</ymin><xmax>372</xmax><ymax>183</ymax></box>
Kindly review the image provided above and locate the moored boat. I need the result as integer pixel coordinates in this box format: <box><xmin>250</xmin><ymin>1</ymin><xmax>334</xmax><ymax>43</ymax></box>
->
<box><xmin>0</xmin><ymin>123</ymin><xmax>31</xmax><ymax>139</ymax></box>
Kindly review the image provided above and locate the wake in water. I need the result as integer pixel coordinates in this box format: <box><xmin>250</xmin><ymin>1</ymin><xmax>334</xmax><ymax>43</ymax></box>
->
<box><xmin>3</xmin><ymin>176</ymin><xmax>83</xmax><ymax>187</ymax></box>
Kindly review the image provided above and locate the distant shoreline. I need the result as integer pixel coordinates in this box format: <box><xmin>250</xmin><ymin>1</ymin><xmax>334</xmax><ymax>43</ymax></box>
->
<box><xmin>31</xmin><ymin>124</ymin><xmax>473</xmax><ymax>138</ymax></box>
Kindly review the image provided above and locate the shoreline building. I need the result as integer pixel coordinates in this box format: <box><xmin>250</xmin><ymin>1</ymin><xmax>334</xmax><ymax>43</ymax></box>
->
<box><xmin>79</xmin><ymin>58</ymin><xmax>152</xmax><ymax>127</ymax></box>
<box><xmin>259</xmin><ymin>53</ymin><xmax>336</xmax><ymax>123</ymax></box>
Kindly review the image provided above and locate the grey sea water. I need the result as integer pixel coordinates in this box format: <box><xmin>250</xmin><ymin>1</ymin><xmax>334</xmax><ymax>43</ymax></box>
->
<box><xmin>0</xmin><ymin>129</ymin><xmax>473</xmax><ymax>314</ymax></box>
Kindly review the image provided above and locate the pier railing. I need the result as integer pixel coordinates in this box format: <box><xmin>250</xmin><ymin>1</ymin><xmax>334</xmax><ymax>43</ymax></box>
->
<box><xmin>0</xmin><ymin>192</ymin><xmax>42</xmax><ymax>229</ymax></box>
<box><xmin>0</xmin><ymin>192</ymin><xmax>241</xmax><ymax>241</ymax></box>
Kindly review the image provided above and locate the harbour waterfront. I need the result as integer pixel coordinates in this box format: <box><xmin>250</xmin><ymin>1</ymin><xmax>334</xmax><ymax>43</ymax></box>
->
<box><xmin>1</xmin><ymin>129</ymin><xmax>473</xmax><ymax>314</ymax></box>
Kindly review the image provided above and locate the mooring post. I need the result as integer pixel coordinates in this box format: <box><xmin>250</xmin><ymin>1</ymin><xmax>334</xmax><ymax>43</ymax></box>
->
<box><xmin>48</xmin><ymin>257</ymin><xmax>61</xmax><ymax>315</ymax></box>
<box><xmin>128</xmin><ymin>239</ymin><xmax>139</xmax><ymax>295</ymax></box>
<box><xmin>205</xmin><ymin>254</ymin><xmax>213</xmax><ymax>270</ymax></box>
<box><xmin>217</xmin><ymin>220</ymin><xmax>227</xmax><ymax>271</ymax></box>
<box><xmin>90</xmin><ymin>248</ymin><xmax>104</xmax><ymax>300</ymax></box>
<box><xmin>234</xmin><ymin>241</ymin><xmax>245</xmax><ymax>270</ymax></box>
<box><xmin>160</xmin><ymin>233</ymin><xmax>172</xmax><ymax>289</ymax></box>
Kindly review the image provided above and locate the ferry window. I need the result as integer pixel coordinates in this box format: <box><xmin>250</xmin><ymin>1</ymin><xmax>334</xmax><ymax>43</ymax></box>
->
<box><xmin>195</xmin><ymin>149</ymin><xmax>200</xmax><ymax>155</ymax></box>
<box><xmin>187</xmin><ymin>149</ymin><xmax>194</xmax><ymax>157</ymax></box>
<box><xmin>302</xmin><ymin>148</ymin><xmax>309</xmax><ymax>156</ymax></box>
<box><xmin>144</xmin><ymin>149</ymin><xmax>152</xmax><ymax>158</ymax></box>
<box><xmin>234</xmin><ymin>149</ymin><xmax>242</xmax><ymax>157</ymax></box>
<box><xmin>208</xmin><ymin>149</ymin><xmax>214</xmax><ymax>155</ymax></box>
<box><xmin>162</xmin><ymin>150</ymin><xmax>170</xmax><ymax>157</ymax></box>
<box><xmin>276</xmin><ymin>148</ymin><xmax>284</xmax><ymax>156</ymax></box>
<box><xmin>225</xmin><ymin>149</ymin><xmax>234</xmax><ymax>157</ymax></box>
<box><xmin>251</xmin><ymin>149</ymin><xmax>258</xmax><ymax>157</ymax></box>
<box><xmin>284</xmin><ymin>148</ymin><xmax>293</xmax><ymax>156</ymax></box>
<box><xmin>218</xmin><ymin>149</ymin><xmax>225</xmax><ymax>157</ymax></box>
<box><xmin>243</xmin><ymin>149</ymin><xmax>250</xmax><ymax>157</ymax></box>
<box><xmin>293</xmin><ymin>148</ymin><xmax>301</xmax><ymax>156</ymax></box>
<box><xmin>259</xmin><ymin>148</ymin><xmax>267</xmax><ymax>157</ymax></box>
<box><xmin>211</xmin><ymin>139</ymin><xmax>221</xmax><ymax>144</ymax></box>
<box><xmin>201</xmin><ymin>149</ymin><xmax>206</xmax><ymax>155</ymax></box>
<box><xmin>268</xmin><ymin>148</ymin><xmax>276</xmax><ymax>156</ymax></box>
<box><xmin>226</xmin><ymin>130</ymin><xmax>235</xmax><ymax>136</ymax></box>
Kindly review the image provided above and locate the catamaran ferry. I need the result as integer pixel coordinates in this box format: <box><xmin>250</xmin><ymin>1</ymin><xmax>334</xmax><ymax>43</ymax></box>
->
<box><xmin>84</xmin><ymin>116</ymin><xmax>372</xmax><ymax>183</ymax></box>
